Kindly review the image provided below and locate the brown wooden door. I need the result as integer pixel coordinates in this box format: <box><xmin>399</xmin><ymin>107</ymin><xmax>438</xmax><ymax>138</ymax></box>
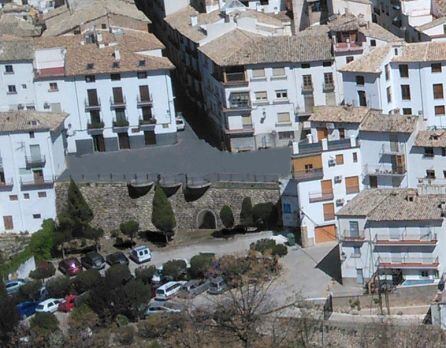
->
<box><xmin>87</xmin><ymin>89</ymin><xmax>98</xmax><ymax>106</ymax></box>
<box><xmin>3</xmin><ymin>215</ymin><xmax>13</xmax><ymax>230</ymax></box>
<box><xmin>112</xmin><ymin>87</ymin><xmax>124</xmax><ymax>103</ymax></box>
<box><xmin>93</xmin><ymin>135</ymin><xmax>105</xmax><ymax>152</ymax></box>
<box><xmin>323</xmin><ymin>203</ymin><xmax>335</xmax><ymax>221</ymax></box>
<box><xmin>139</xmin><ymin>85</ymin><xmax>150</xmax><ymax>101</ymax></box>
<box><xmin>315</xmin><ymin>224</ymin><xmax>336</xmax><ymax>243</ymax></box>
<box><xmin>395</xmin><ymin>155</ymin><xmax>405</xmax><ymax>173</ymax></box>
<box><xmin>317</xmin><ymin>128</ymin><xmax>328</xmax><ymax>141</ymax></box>
<box><xmin>33</xmin><ymin>170</ymin><xmax>44</xmax><ymax>184</ymax></box>
<box><xmin>118</xmin><ymin>133</ymin><xmax>130</xmax><ymax>150</ymax></box>
<box><xmin>321</xmin><ymin>180</ymin><xmax>332</xmax><ymax>194</ymax></box>
<box><xmin>144</xmin><ymin>131</ymin><xmax>156</xmax><ymax>145</ymax></box>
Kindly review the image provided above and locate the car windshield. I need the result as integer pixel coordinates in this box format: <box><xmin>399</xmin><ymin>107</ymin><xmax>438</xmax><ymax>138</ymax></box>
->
<box><xmin>36</xmin><ymin>305</ymin><xmax>44</xmax><ymax>310</ymax></box>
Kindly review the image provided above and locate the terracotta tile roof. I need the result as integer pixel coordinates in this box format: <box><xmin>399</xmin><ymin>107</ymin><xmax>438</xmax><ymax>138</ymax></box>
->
<box><xmin>360</xmin><ymin>22</ymin><xmax>401</xmax><ymax>42</ymax></box>
<box><xmin>392</xmin><ymin>42</ymin><xmax>446</xmax><ymax>62</ymax></box>
<box><xmin>198</xmin><ymin>29</ymin><xmax>332</xmax><ymax>66</ymax></box>
<box><xmin>337</xmin><ymin>188</ymin><xmax>446</xmax><ymax>221</ymax></box>
<box><xmin>0</xmin><ymin>37</ymin><xmax>34</xmax><ymax>61</ymax></box>
<box><xmin>415</xmin><ymin>130</ymin><xmax>446</xmax><ymax>147</ymax></box>
<box><xmin>0</xmin><ymin>15</ymin><xmax>42</xmax><ymax>37</ymax></box>
<box><xmin>0</xmin><ymin>110</ymin><xmax>67</xmax><ymax>132</ymax></box>
<box><xmin>309</xmin><ymin>106</ymin><xmax>370</xmax><ymax>124</ymax></box>
<box><xmin>359</xmin><ymin>111</ymin><xmax>419</xmax><ymax>133</ymax></box>
<box><xmin>339</xmin><ymin>44</ymin><xmax>393</xmax><ymax>73</ymax></box>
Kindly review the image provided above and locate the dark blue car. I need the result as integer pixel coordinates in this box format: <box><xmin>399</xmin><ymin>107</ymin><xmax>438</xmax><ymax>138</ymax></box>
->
<box><xmin>16</xmin><ymin>301</ymin><xmax>38</xmax><ymax>320</ymax></box>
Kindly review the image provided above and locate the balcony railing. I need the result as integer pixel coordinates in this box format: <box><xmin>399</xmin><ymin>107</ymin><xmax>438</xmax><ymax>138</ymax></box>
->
<box><xmin>137</xmin><ymin>95</ymin><xmax>153</xmax><ymax>107</ymax></box>
<box><xmin>340</xmin><ymin>230</ymin><xmax>365</xmax><ymax>242</ymax></box>
<box><xmin>223</xmin><ymin>101</ymin><xmax>252</xmax><ymax>113</ymax></box>
<box><xmin>380</xmin><ymin>143</ymin><xmax>404</xmax><ymax>156</ymax></box>
<box><xmin>84</xmin><ymin>97</ymin><xmax>101</xmax><ymax>111</ymax></box>
<box><xmin>323</xmin><ymin>82</ymin><xmax>335</xmax><ymax>92</ymax></box>
<box><xmin>376</xmin><ymin>256</ymin><xmax>439</xmax><ymax>269</ymax></box>
<box><xmin>110</xmin><ymin>96</ymin><xmax>126</xmax><ymax>108</ymax></box>
<box><xmin>87</xmin><ymin>120</ymin><xmax>105</xmax><ymax>130</ymax></box>
<box><xmin>25</xmin><ymin>155</ymin><xmax>46</xmax><ymax>169</ymax></box>
<box><xmin>302</xmin><ymin>84</ymin><xmax>314</xmax><ymax>93</ymax></box>
<box><xmin>139</xmin><ymin>117</ymin><xmax>156</xmax><ymax>129</ymax></box>
<box><xmin>224</xmin><ymin>125</ymin><xmax>255</xmax><ymax>135</ymax></box>
<box><xmin>308</xmin><ymin>191</ymin><xmax>334</xmax><ymax>203</ymax></box>
<box><xmin>374</xmin><ymin>233</ymin><xmax>437</xmax><ymax>246</ymax></box>
<box><xmin>0</xmin><ymin>179</ymin><xmax>13</xmax><ymax>191</ymax></box>
<box><xmin>334</xmin><ymin>41</ymin><xmax>363</xmax><ymax>52</ymax></box>
<box><xmin>113</xmin><ymin>117</ymin><xmax>129</xmax><ymax>129</ymax></box>
<box><xmin>363</xmin><ymin>164</ymin><xmax>406</xmax><ymax>176</ymax></box>
<box><xmin>293</xmin><ymin>168</ymin><xmax>324</xmax><ymax>181</ymax></box>
<box><xmin>20</xmin><ymin>177</ymin><xmax>54</xmax><ymax>189</ymax></box>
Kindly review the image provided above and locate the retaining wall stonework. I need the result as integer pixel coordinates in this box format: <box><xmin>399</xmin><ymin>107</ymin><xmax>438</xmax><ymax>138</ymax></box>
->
<box><xmin>55</xmin><ymin>181</ymin><xmax>280</xmax><ymax>233</ymax></box>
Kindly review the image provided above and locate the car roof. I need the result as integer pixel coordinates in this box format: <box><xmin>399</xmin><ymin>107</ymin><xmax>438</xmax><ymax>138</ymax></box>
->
<box><xmin>39</xmin><ymin>298</ymin><xmax>57</xmax><ymax>305</ymax></box>
<box><xmin>133</xmin><ymin>245</ymin><xmax>149</xmax><ymax>251</ymax></box>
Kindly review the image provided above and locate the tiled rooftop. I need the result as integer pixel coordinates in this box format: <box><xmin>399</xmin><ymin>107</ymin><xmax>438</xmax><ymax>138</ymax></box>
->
<box><xmin>309</xmin><ymin>106</ymin><xmax>370</xmax><ymax>124</ymax></box>
<box><xmin>359</xmin><ymin>112</ymin><xmax>419</xmax><ymax>133</ymax></box>
<box><xmin>415</xmin><ymin>130</ymin><xmax>446</xmax><ymax>147</ymax></box>
<box><xmin>0</xmin><ymin>111</ymin><xmax>67</xmax><ymax>133</ymax></box>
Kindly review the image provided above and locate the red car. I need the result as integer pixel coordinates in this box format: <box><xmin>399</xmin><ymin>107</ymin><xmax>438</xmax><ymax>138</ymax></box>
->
<box><xmin>58</xmin><ymin>294</ymin><xmax>76</xmax><ymax>312</ymax></box>
<box><xmin>58</xmin><ymin>258</ymin><xmax>82</xmax><ymax>276</ymax></box>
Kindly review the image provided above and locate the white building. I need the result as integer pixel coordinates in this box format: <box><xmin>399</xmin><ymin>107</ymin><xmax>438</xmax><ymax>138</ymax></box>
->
<box><xmin>338</xmin><ymin>188</ymin><xmax>446</xmax><ymax>286</ymax></box>
<box><xmin>0</xmin><ymin>110</ymin><xmax>67</xmax><ymax>233</ymax></box>
<box><xmin>0</xmin><ymin>30</ymin><xmax>177</xmax><ymax>155</ymax></box>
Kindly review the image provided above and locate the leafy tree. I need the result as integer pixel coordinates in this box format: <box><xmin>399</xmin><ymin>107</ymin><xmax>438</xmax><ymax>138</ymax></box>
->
<box><xmin>68</xmin><ymin>304</ymin><xmax>99</xmax><ymax>332</ymax></box>
<box><xmin>119</xmin><ymin>220</ymin><xmax>139</xmax><ymax>243</ymax></box>
<box><xmin>252</xmin><ymin>202</ymin><xmax>278</xmax><ymax>229</ymax></box>
<box><xmin>19</xmin><ymin>280</ymin><xmax>43</xmax><ymax>301</ymax></box>
<box><xmin>251</xmin><ymin>238</ymin><xmax>276</xmax><ymax>254</ymax></box>
<box><xmin>240</xmin><ymin>197</ymin><xmax>253</xmax><ymax>228</ymax></box>
<box><xmin>189</xmin><ymin>253</ymin><xmax>214</xmax><ymax>278</ymax></box>
<box><xmin>152</xmin><ymin>185</ymin><xmax>176</xmax><ymax>242</ymax></box>
<box><xmin>0</xmin><ymin>284</ymin><xmax>19</xmax><ymax>343</ymax></box>
<box><xmin>135</xmin><ymin>265</ymin><xmax>157</xmax><ymax>285</ymax></box>
<box><xmin>120</xmin><ymin>279</ymin><xmax>151</xmax><ymax>319</ymax></box>
<box><xmin>29</xmin><ymin>261</ymin><xmax>55</xmax><ymax>281</ymax></box>
<box><xmin>163</xmin><ymin>260</ymin><xmax>187</xmax><ymax>280</ymax></box>
<box><xmin>219</xmin><ymin>205</ymin><xmax>234</xmax><ymax>229</ymax></box>
<box><xmin>73</xmin><ymin>269</ymin><xmax>101</xmax><ymax>294</ymax></box>
<box><xmin>84</xmin><ymin>226</ymin><xmax>104</xmax><ymax>251</ymax></box>
<box><xmin>105</xmin><ymin>264</ymin><xmax>132</xmax><ymax>288</ymax></box>
<box><xmin>29</xmin><ymin>219</ymin><xmax>56</xmax><ymax>260</ymax></box>
<box><xmin>46</xmin><ymin>276</ymin><xmax>72</xmax><ymax>298</ymax></box>
<box><xmin>30</xmin><ymin>312</ymin><xmax>59</xmax><ymax>338</ymax></box>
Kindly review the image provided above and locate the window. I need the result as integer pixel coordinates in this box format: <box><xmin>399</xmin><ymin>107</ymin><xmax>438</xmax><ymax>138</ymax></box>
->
<box><xmin>421</xmin><ymin>271</ymin><xmax>429</xmax><ymax>278</ymax></box>
<box><xmin>399</xmin><ymin>64</ymin><xmax>409</xmax><ymax>78</ymax></box>
<box><xmin>23</xmin><ymin>193</ymin><xmax>30</xmax><ymax>199</ymax></box>
<box><xmin>335</xmin><ymin>154</ymin><xmax>344</xmax><ymax>165</ymax></box>
<box><xmin>277</xmin><ymin>112</ymin><xmax>291</xmax><ymax>124</ymax></box>
<box><xmin>279</xmin><ymin>131</ymin><xmax>294</xmax><ymax>139</ymax></box>
<box><xmin>432</xmin><ymin>63</ymin><xmax>442</xmax><ymax>73</ymax></box>
<box><xmin>275</xmin><ymin>90</ymin><xmax>288</xmax><ymax>100</ymax></box>
<box><xmin>323</xmin><ymin>61</ymin><xmax>332</xmax><ymax>67</ymax></box>
<box><xmin>401</xmin><ymin>85</ymin><xmax>411</xmax><ymax>100</ymax></box>
<box><xmin>38</xmin><ymin>191</ymin><xmax>47</xmax><ymax>198</ymax></box>
<box><xmin>358</xmin><ymin>91</ymin><xmax>367</xmax><ymax>106</ymax></box>
<box><xmin>435</xmin><ymin>105</ymin><xmax>445</xmax><ymax>116</ymax></box>
<box><xmin>370</xmin><ymin>39</ymin><xmax>376</xmax><ymax>47</ymax></box>
<box><xmin>3</xmin><ymin>216</ymin><xmax>13</xmax><ymax>230</ymax></box>
<box><xmin>101</xmin><ymin>23</ymin><xmax>107</xmax><ymax>29</ymax></box>
<box><xmin>352</xmin><ymin>246</ymin><xmax>361</xmax><ymax>257</ymax></box>
<box><xmin>252</xmin><ymin>68</ymin><xmax>265</xmax><ymax>78</ymax></box>
<box><xmin>242</xmin><ymin>115</ymin><xmax>252</xmax><ymax>127</ymax></box>
<box><xmin>442</xmin><ymin>148</ymin><xmax>446</xmax><ymax>157</ymax></box>
<box><xmin>385</xmin><ymin>64</ymin><xmax>390</xmax><ymax>80</ymax></box>
<box><xmin>324</xmin><ymin>73</ymin><xmax>334</xmax><ymax>87</ymax></box>
<box><xmin>283</xmin><ymin>203</ymin><xmax>292</xmax><ymax>214</ymax></box>
<box><xmin>434</xmin><ymin>84</ymin><xmax>444</xmax><ymax>99</ymax></box>
<box><xmin>4</xmin><ymin>65</ymin><xmax>13</xmax><ymax>73</ymax></box>
<box><xmin>303</xmin><ymin>75</ymin><xmax>312</xmax><ymax>88</ymax></box>
<box><xmin>386</xmin><ymin>86</ymin><xmax>392</xmax><ymax>103</ymax></box>
<box><xmin>29</xmin><ymin>131</ymin><xmax>34</xmax><ymax>138</ymax></box>
<box><xmin>254</xmin><ymin>91</ymin><xmax>267</xmax><ymax>102</ymax></box>
<box><xmin>403</xmin><ymin>108</ymin><xmax>412</xmax><ymax>115</ymax></box>
<box><xmin>33</xmin><ymin>214</ymin><xmax>41</xmax><ymax>219</ymax></box>
<box><xmin>346</xmin><ymin>56</ymin><xmax>354</xmax><ymax>63</ymax></box>
<box><xmin>424</xmin><ymin>147</ymin><xmax>434</xmax><ymax>157</ymax></box>
<box><xmin>353</xmin><ymin>152</ymin><xmax>358</xmax><ymax>162</ymax></box>
<box><xmin>301</xmin><ymin>63</ymin><xmax>310</xmax><ymax>69</ymax></box>
<box><xmin>22</xmin><ymin>84</ymin><xmax>27</xmax><ymax>89</ymax></box>
<box><xmin>323</xmin><ymin>203</ymin><xmax>335</xmax><ymax>221</ymax></box>
<box><xmin>7</xmin><ymin>85</ymin><xmax>16</xmax><ymax>94</ymax></box>
<box><xmin>426</xmin><ymin>169</ymin><xmax>436</xmax><ymax>179</ymax></box>
<box><xmin>339</xmin><ymin>128</ymin><xmax>345</xmax><ymax>139</ymax></box>
<box><xmin>137</xmin><ymin>71</ymin><xmax>147</xmax><ymax>79</ymax></box>
<box><xmin>49</xmin><ymin>82</ymin><xmax>58</xmax><ymax>92</ymax></box>
<box><xmin>110</xmin><ymin>73</ymin><xmax>121</xmax><ymax>81</ymax></box>
<box><xmin>85</xmin><ymin>75</ymin><xmax>95</xmax><ymax>83</ymax></box>
<box><xmin>355</xmin><ymin>76</ymin><xmax>365</xmax><ymax>85</ymax></box>
<box><xmin>345</xmin><ymin>176</ymin><xmax>360</xmax><ymax>194</ymax></box>
<box><xmin>9</xmin><ymin>195</ymin><xmax>18</xmax><ymax>201</ymax></box>
<box><xmin>272</xmin><ymin>67</ymin><xmax>285</xmax><ymax>77</ymax></box>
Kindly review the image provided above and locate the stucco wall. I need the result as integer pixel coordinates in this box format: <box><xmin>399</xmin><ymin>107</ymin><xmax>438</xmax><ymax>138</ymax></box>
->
<box><xmin>55</xmin><ymin>181</ymin><xmax>280</xmax><ymax>232</ymax></box>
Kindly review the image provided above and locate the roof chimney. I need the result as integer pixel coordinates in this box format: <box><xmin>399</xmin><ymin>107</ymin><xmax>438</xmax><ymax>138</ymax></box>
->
<box><xmin>190</xmin><ymin>14</ymin><xmax>198</xmax><ymax>27</ymax></box>
<box><xmin>114</xmin><ymin>49</ymin><xmax>120</xmax><ymax>62</ymax></box>
<box><xmin>97</xmin><ymin>32</ymin><xmax>103</xmax><ymax>43</ymax></box>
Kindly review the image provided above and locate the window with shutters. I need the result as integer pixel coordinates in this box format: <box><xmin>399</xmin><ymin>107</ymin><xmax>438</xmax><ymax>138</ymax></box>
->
<box><xmin>252</xmin><ymin>68</ymin><xmax>265</xmax><ymax>78</ymax></box>
<box><xmin>275</xmin><ymin>90</ymin><xmax>288</xmax><ymax>100</ymax></box>
<box><xmin>255</xmin><ymin>91</ymin><xmax>268</xmax><ymax>101</ymax></box>
<box><xmin>277</xmin><ymin>112</ymin><xmax>291</xmax><ymax>124</ymax></box>
<box><xmin>399</xmin><ymin>64</ymin><xmax>409</xmax><ymax>78</ymax></box>
<box><xmin>353</xmin><ymin>152</ymin><xmax>358</xmax><ymax>163</ymax></box>
<box><xmin>272</xmin><ymin>67</ymin><xmax>285</xmax><ymax>77</ymax></box>
<box><xmin>401</xmin><ymin>85</ymin><xmax>411</xmax><ymax>100</ymax></box>
<box><xmin>335</xmin><ymin>154</ymin><xmax>344</xmax><ymax>165</ymax></box>
<box><xmin>323</xmin><ymin>203</ymin><xmax>335</xmax><ymax>221</ymax></box>
<box><xmin>433</xmin><ymin>84</ymin><xmax>444</xmax><ymax>99</ymax></box>
<box><xmin>435</xmin><ymin>105</ymin><xmax>445</xmax><ymax>116</ymax></box>
<box><xmin>385</xmin><ymin>64</ymin><xmax>390</xmax><ymax>80</ymax></box>
<box><xmin>432</xmin><ymin>63</ymin><xmax>442</xmax><ymax>73</ymax></box>
<box><xmin>303</xmin><ymin>75</ymin><xmax>312</xmax><ymax>88</ymax></box>
<box><xmin>345</xmin><ymin>176</ymin><xmax>360</xmax><ymax>194</ymax></box>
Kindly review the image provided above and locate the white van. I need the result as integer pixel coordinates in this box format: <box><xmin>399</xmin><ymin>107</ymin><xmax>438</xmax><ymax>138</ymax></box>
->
<box><xmin>129</xmin><ymin>245</ymin><xmax>152</xmax><ymax>264</ymax></box>
<box><xmin>155</xmin><ymin>281</ymin><xmax>186</xmax><ymax>300</ymax></box>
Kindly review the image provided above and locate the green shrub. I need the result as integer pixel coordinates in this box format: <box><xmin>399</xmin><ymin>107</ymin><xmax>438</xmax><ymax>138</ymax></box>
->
<box><xmin>105</xmin><ymin>264</ymin><xmax>132</xmax><ymax>288</ymax></box>
<box><xmin>252</xmin><ymin>202</ymin><xmax>277</xmax><ymax>229</ymax></box>
<box><xmin>73</xmin><ymin>269</ymin><xmax>101</xmax><ymax>294</ymax></box>
<box><xmin>0</xmin><ymin>291</ymin><xmax>19</xmax><ymax>342</ymax></box>
<box><xmin>0</xmin><ymin>247</ymin><xmax>33</xmax><ymax>279</ymax></box>
<box><xmin>163</xmin><ymin>259</ymin><xmax>187</xmax><ymax>280</ymax></box>
<box><xmin>19</xmin><ymin>280</ymin><xmax>43</xmax><ymax>301</ymax></box>
<box><xmin>152</xmin><ymin>185</ymin><xmax>176</xmax><ymax>242</ymax></box>
<box><xmin>119</xmin><ymin>220</ymin><xmax>139</xmax><ymax>243</ymax></box>
<box><xmin>271</xmin><ymin>244</ymin><xmax>288</xmax><ymax>257</ymax></box>
<box><xmin>68</xmin><ymin>304</ymin><xmax>98</xmax><ymax>331</ymax></box>
<box><xmin>30</xmin><ymin>312</ymin><xmax>59</xmax><ymax>337</ymax></box>
<box><xmin>29</xmin><ymin>219</ymin><xmax>56</xmax><ymax>260</ymax></box>
<box><xmin>251</xmin><ymin>239</ymin><xmax>276</xmax><ymax>254</ymax></box>
<box><xmin>29</xmin><ymin>261</ymin><xmax>55</xmax><ymax>280</ymax></box>
<box><xmin>219</xmin><ymin>205</ymin><xmax>234</xmax><ymax>229</ymax></box>
<box><xmin>115</xmin><ymin>314</ymin><xmax>129</xmax><ymax>327</ymax></box>
<box><xmin>240</xmin><ymin>197</ymin><xmax>253</xmax><ymax>227</ymax></box>
<box><xmin>135</xmin><ymin>265</ymin><xmax>156</xmax><ymax>284</ymax></box>
<box><xmin>46</xmin><ymin>276</ymin><xmax>72</xmax><ymax>298</ymax></box>
<box><xmin>189</xmin><ymin>253</ymin><xmax>214</xmax><ymax>278</ymax></box>
<box><xmin>115</xmin><ymin>325</ymin><xmax>135</xmax><ymax>345</ymax></box>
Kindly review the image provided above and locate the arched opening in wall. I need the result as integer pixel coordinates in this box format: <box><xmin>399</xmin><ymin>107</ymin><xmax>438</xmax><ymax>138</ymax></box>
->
<box><xmin>197</xmin><ymin>210</ymin><xmax>217</xmax><ymax>229</ymax></box>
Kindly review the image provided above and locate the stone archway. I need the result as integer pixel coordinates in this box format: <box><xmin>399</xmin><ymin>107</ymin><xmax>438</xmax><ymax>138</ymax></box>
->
<box><xmin>196</xmin><ymin>209</ymin><xmax>217</xmax><ymax>229</ymax></box>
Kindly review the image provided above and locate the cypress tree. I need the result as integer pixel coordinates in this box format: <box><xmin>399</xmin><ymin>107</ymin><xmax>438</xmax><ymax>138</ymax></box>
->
<box><xmin>151</xmin><ymin>186</ymin><xmax>176</xmax><ymax>242</ymax></box>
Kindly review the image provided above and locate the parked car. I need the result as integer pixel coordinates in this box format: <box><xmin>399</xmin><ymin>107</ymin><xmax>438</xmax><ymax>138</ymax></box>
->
<box><xmin>106</xmin><ymin>252</ymin><xmax>129</xmax><ymax>266</ymax></box>
<box><xmin>36</xmin><ymin>298</ymin><xmax>62</xmax><ymax>313</ymax></box>
<box><xmin>81</xmin><ymin>251</ymin><xmax>106</xmax><ymax>270</ymax></box>
<box><xmin>151</xmin><ymin>265</ymin><xmax>164</xmax><ymax>284</ymax></box>
<box><xmin>144</xmin><ymin>300</ymin><xmax>184</xmax><ymax>317</ymax></box>
<box><xmin>208</xmin><ymin>276</ymin><xmax>228</xmax><ymax>295</ymax></box>
<box><xmin>155</xmin><ymin>281</ymin><xmax>186</xmax><ymax>301</ymax></box>
<box><xmin>5</xmin><ymin>279</ymin><xmax>26</xmax><ymax>295</ymax></box>
<box><xmin>58</xmin><ymin>258</ymin><xmax>82</xmax><ymax>276</ymax></box>
<box><xmin>178</xmin><ymin>279</ymin><xmax>210</xmax><ymax>298</ymax></box>
<box><xmin>129</xmin><ymin>246</ymin><xmax>152</xmax><ymax>264</ymax></box>
<box><xmin>175</xmin><ymin>112</ymin><xmax>185</xmax><ymax>131</ymax></box>
<box><xmin>58</xmin><ymin>294</ymin><xmax>76</xmax><ymax>313</ymax></box>
<box><xmin>35</xmin><ymin>286</ymin><xmax>49</xmax><ymax>302</ymax></box>
<box><xmin>16</xmin><ymin>301</ymin><xmax>38</xmax><ymax>320</ymax></box>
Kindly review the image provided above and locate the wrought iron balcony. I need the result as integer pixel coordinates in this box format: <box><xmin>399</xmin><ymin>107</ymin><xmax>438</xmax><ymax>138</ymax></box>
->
<box><xmin>25</xmin><ymin>155</ymin><xmax>46</xmax><ymax>169</ymax></box>
<box><xmin>20</xmin><ymin>177</ymin><xmax>54</xmax><ymax>190</ymax></box>
<box><xmin>293</xmin><ymin>168</ymin><xmax>324</xmax><ymax>181</ymax></box>
<box><xmin>110</xmin><ymin>96</ymin><xmax>126</xmax><ymax>109</ymax></box>
<box><xmin>137</xmin><ymin>95</ymin><xmax>153</xmax><ymax>107</ymax></box>
<box><xmin>340</xmin><ymin>230</ymin><xmax>365</xmax><ymax>242</ymax></box>
<box><xmin>376</xmin><ymin>256</ymin><xmax>439</xmax><ymax>269</ymax></box>
<box><xmin>84</xmin><ymin>98</ymin><xmax>101</xmax><ymax>111</ymax></box>
<box><xmin>374</xmin><ymin>233</ymin><xmax>437</xmax><ymax>246</ymax></box>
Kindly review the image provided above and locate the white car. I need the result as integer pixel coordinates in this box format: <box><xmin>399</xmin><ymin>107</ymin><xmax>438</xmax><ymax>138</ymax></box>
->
<box><xmin>129</xmin><ymin>245</ymin><xmax>152</xmax><ymax>264</ymax></box>
<box><xmin>144</xmin><ymin>301</ymin><xmax>184</xmax><ymax>317</ymax></box>
<box><xmin>35</xmin><ymin>298</ymin><xmax>62</xmax><ymax>313</ymax></box>
<box><xmin>175</xmin><ymin>113</ymin><xmax>185</xmax><ymax>131</ymax></box>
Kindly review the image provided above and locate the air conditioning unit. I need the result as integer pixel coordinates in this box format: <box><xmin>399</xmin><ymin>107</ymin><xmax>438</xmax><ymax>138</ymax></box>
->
<box><xmin>334</xmin><ymin>175</ymin><xmax>342</xmax><ymax>183</ymax></box>
<box><xmin>43</xmin><ymin>102</ymin><xmax>50</xmax><ymax>109</ymax></box>
<box><xmin>336</xmin><ymin>198</ymin><xmax>345</xmax><ymax>206</ymax></box>
<box><xmin>328</xmin><ymin>159</ymin><xmax>336</xmax><ymax>167</ymax></box>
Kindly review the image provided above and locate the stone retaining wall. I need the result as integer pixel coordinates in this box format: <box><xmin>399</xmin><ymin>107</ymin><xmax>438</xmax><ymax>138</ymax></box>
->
<box><xmin>55</xmin><ymin>181</ymin><xmax>280</xmax><ymax>233</ymax></box>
